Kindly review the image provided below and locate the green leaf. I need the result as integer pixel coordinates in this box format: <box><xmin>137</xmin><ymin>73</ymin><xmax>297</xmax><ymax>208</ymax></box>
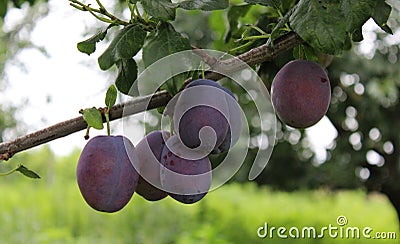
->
<box><xmin>142</xmin><ymin>22</ymin><xmax>191</xmax><ymax>69</ymax></box>
<box><xmin>105</xmin><ymin>84</ymin><xmax>117</xmax><ymax>108</ymax></box>
<box><xmin>16</xmin><ymin>164</ymin><xmax>41</xmax><ymax>179</ymax></box>
<box><xmin>343</xmin><ymin>33</ymin><xmax>352</xmax><ymax>51</ymax></box>
<box><xmin>98</xmin><ymin>24</ymin><xmax>147</xmax><ymax>70</ymax></box>
<box><xmin>116</xmin><ymin>59</ymin><xmax>138</xmax><ymax>95</ymax></box>
<box><xmin>372</xmin><ymin>0</ymin><xmax>393</xmax><ymax>34</ymax></box>
<box><xmin>352</xmin><ymin>28</ymin><xmax>363</xmax><ymax>42</ymax></box>
<box><xmin>289</xmin><ymin>0</ymin><xmax>347</xmax><ymax>55</ymax></box>
<box><xmin>225</xmin><ymin>4</ymin><xmax>252</xmax><ymax>41</ymax></box>
<box><xmin>157</xmin><ymin>106</ymin><xmax>166</xmax><ymax>114</ymax></box>
<box><xmin>81</xmin><ymin>107</ymin><xmax>104</xmax><ymax>130</ymax></box>
<box><xmin>0</xmin><ymin>0</ymin><xmax>8</xmax><ymax>19</ymax></box>
<box><xmin>269</xmin><ymin>7</ymin><xmax>293</xmax><ymax>43</ymax></box>
<box><xmin>77</xmin><ymin>27</ymin><xmax>110</xmax><ymax>56</ymax></box>
<box><xmin>179</xmin><ymin>0</ymin><xmax>229</xmax><ymax>11</ymax></box>
<box><xmin>244</xmin><ymin>0</ymin><xmax>281</xmax><ymax>9</ymax></box>
<box><xmin>141</xmin><ymin>0</ymin><xmax>177</xmax><ymax>20</ymax></box>
<box><xmin>340</xmin><ymin>0</ymin><xmax>376</xmax><ymax>33</ymax></box>
<box><xmin>142</xmin><ymin>22</ymin><xmax>191</xmax><ymax>95</ymax></box>
<box><xmin>290</xmin><ymin>0</ymin><xmax>389</xmax><ymax>54</ymax></box>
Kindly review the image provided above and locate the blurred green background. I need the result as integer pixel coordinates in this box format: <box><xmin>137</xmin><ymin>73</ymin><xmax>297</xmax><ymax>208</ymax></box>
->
<box><xmin>0</xmin><ymin>146</ymin><xmax>398</xmax><ymax>243</ymax></box>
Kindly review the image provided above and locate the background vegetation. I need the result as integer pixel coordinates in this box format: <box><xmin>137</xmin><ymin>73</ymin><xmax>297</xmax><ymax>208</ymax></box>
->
<box><xmin>0</xmin><ymin>147</ymin><xmax>398</xmax><ymax>243</ymax></box>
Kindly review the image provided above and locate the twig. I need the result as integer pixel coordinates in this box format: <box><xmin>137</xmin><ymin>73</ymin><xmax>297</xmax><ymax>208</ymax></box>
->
<box><xmin>0</xmin><ymin>32</ymin><xmax>303</xmax><ymax>161</ymax></box>
<box><xmin>199</xmin><ymin>32</ymin><xmax>303</xmax><ymax>81</ymax></box>
<box><xmin>68</xmin><ymin>0</ymin><xmax>130</xmax><ymax>26</ymax></box>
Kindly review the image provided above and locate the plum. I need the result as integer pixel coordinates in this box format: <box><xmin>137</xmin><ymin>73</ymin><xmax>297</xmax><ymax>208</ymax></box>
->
<box><xmin>160</xmin><ymin>136</ymin><xmax>212</xmax><ymax>204</ymax></box>
<box><xmin>271</xmin><ymin>60</ymin><xmax>331</xmax><ymax>128</ymax></box>
<box><xmin>135</xmin><ymin>130</ymin><xmax>169</xmax><ymax>201</ymax></box>
<box><xmin>186</xmin><ymin>79</ymin><xmax>242</xmax><ymax>154</ymax></box>
<box><xmin>176</xmin><ymin>105</ymin><xmax>228</xmax><ymax>150</ymax></box>
<box><xmin>76</xmin><ymin>135</ymin><xmax>139</xmax><ymax>213</ymax></box>
<box><xmin>174</xmin><ymin>79</ymin><xmax>242</xmax><ymax>153</ymax></box>
<box><xmin>185</xmin><ymin>79</ymin><xmax>230</xmax><ymax>91</ymax></box>
<box><xmin>214</xmin><ymin>87</ymin><xmax>242</xmax><ymax>153</ymax></box>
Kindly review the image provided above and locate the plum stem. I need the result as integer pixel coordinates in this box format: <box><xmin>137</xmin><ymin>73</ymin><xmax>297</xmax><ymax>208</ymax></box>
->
<box><xmin>0</xmin><ymin>164</ymin><xmax>20</xmax><ymax>177</ymax></box>
<box><xmin>298</xmin><ymin>44</ymin><xmax>304</xmax><ymax>60</ymax></box>
<box><xmin>84</xmin><ymin>127</ymin><xmax>91</xmax><ymax>140</ymax></box>
<box><xmin>201</xmin><ymin>62</ymin><xmax>206</xmax><ymax>79</ymax></box>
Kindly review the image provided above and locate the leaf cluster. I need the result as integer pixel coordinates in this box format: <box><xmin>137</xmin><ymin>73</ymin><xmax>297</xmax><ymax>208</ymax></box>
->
<box><xmin>73</xmin><ymin>0</ymin><xmax>230</xmax><ymax>96</ymax></box>
<box><xmin>73</xmin><ymin>0</ymin><xmax>393</xmax><ymax>98</ymax></box>
<box><xmin>289</xmin><ymin>0</ymin><xmax>392</xmax><ymax>55</ymax></box>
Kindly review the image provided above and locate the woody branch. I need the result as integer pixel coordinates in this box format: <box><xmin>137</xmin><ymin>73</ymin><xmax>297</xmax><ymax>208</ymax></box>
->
<box><xmin>0</xmin><ymin>32</ymin><xmax>303</xmax><ymax>161</ymax></box>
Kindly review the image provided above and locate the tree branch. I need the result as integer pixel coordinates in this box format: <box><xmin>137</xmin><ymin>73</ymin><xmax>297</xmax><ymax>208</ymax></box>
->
<box><xmin>0</xmin><ymin>32</ymin><xmax>303</xmax><ymax>161</ymax></box>
<box><xmin>198</xmin><ymin>32</ymin><xmax>303</xmax><ymax>81</ymax></box>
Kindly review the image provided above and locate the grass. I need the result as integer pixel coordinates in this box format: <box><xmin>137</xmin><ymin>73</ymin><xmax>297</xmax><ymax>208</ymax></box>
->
<box><xmin>0</xmin><ymin>181</ymin><xmax>398</xmax><ymax>243</ymax></box>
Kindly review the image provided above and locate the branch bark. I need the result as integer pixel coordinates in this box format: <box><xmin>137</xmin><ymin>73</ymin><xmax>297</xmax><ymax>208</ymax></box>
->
<box><xmin>0</xmin><ymin>32</ymin><xmax>303</xmax><ymax>161</ymax></box>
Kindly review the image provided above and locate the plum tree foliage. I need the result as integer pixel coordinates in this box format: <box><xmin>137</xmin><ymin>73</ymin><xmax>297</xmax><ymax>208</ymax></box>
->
<box><xmin>69</xmin><ymin>0</ymin><xmax>391</xmax><ymax>97</ymax></box>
